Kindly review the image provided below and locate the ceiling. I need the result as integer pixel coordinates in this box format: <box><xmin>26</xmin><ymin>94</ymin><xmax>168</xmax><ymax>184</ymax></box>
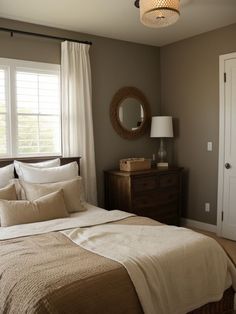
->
<box><xmin>0</xmin><ymin>0</ymin><xmax>235</xmax><ymax>46</ymax></box>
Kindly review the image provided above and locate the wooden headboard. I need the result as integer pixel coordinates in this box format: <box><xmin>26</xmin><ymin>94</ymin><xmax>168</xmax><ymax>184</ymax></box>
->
<box><xmin>0</xmin><ymin>156</ymin><xmax>81</xmax><ymax>177</ymax></box>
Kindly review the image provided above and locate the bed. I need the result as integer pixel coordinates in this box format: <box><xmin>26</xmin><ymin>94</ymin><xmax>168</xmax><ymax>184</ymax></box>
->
<box><xmin>0</xmin><ymin>157</ymin><xmax>235</xmax><ymax>314</ymax></box>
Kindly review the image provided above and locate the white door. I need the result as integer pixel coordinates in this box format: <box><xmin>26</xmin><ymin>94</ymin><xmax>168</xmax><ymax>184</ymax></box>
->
<box><xmin>220</xmin><ymin>57</ymin><xmax>236</xmax><ymax>240</ymax></box>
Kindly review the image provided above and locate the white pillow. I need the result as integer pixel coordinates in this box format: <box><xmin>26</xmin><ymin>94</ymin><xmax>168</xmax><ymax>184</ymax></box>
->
<box><xmin>0</xmin><ymin>164</ymin><xmax>15</xmax><ymax>188</ymax></box>
<box><xmin>17</xmin><ymin>162</ymin><xmax>79</xmax><ymax>184</ymax></box>
<box><xmin>14</xmin><ymin>158</ymin><xmax>60</xmax><ymax>179</ymax></box>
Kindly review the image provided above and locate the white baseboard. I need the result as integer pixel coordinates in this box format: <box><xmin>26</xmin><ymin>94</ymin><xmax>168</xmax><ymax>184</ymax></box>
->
<box><xmin>181</xmin><ymin>218</ymin><xmax>217</xmax><ymax>233</ymax></box>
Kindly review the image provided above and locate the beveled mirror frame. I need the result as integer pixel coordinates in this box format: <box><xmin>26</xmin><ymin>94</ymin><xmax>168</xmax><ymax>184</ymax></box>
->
<box><xmin>110</xmin><ymin>86</ymin><xmax>151</xmax><ymax>140</ymax></box>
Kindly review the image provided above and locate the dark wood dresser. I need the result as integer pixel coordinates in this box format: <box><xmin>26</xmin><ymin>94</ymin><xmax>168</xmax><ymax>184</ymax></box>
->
<box><xmin>104</xmin><ymin>167</ymin><xmax>183</xmax><ymax>226</ymax></box>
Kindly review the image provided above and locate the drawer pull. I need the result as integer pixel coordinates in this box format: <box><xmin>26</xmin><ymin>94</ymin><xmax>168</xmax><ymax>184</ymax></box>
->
<box><xmin>160</xmin><ymin>174</ymin><xmax>178</xmax><ymax>187</ymax></box>
<box><xmin>133</xmin><ymin>177</ymin><xmax>156</xmax><ymax>192</ymax></box>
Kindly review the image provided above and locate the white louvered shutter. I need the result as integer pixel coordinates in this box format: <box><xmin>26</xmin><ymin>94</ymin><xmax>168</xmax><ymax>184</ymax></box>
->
<box><xmin>16</xmin><ymin>70</ymin><xmax>61</xmax><ymax>156</ymax></box>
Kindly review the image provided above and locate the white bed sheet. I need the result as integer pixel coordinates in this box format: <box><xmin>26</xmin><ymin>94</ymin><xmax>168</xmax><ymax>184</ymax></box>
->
<box><xmin>0</xmin><ymin>203</ymin><xmax>134</xmax><ymax>240</ymax></box>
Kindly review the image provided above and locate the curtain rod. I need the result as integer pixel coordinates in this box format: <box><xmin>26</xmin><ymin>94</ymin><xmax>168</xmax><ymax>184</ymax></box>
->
<box><xmin>0</xmin><ymin>27</ymin><xmax>92</xmax><ymax>45</ymax></box>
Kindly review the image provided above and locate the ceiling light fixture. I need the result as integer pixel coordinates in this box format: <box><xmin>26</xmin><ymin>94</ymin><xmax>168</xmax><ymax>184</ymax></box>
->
<box><xmin>134</xmin><ymin>0</ymin><xmax>180</xmax><ymax>28</ymax></box>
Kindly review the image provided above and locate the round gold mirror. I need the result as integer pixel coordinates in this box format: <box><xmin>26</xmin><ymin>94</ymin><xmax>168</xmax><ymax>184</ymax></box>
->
<box><xmin>110</xmin><ymin>87</ymin><xmax>151</xmax><ymax>139</ymax></box>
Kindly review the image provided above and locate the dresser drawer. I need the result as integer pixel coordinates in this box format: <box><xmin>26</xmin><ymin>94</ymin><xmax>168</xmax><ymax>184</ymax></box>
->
<box><xmin>132</xmin><ymin>176</ymin><xmax>157</xmax><ymax>192</ymax></box>
<box><xmin>132</xmin><ymin>189</ymin><xmax>178</xmax><ymax>209</ymax></box>
<box><xmin>159</xmin><ymin>174</ymin><xmax>178</xmax><ymax>188</ymax></box>
<box><xmin>104</xmin><ymin>167</ymin><xmax>183</xmax><ymax>226</ymax></box>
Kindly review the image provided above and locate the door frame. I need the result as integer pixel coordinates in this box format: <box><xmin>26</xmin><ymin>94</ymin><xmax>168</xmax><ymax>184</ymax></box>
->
<box><xmin>217</xmin><ymin>52</ymin><xmax>236</xmax><ymax>236</ymax></box>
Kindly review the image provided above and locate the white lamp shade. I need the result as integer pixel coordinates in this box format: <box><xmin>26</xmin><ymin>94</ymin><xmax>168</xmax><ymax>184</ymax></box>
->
<box><xmin>150</xmin><ymin>116</ymin><xmax>173</xmax><ymax>138</ymax></box>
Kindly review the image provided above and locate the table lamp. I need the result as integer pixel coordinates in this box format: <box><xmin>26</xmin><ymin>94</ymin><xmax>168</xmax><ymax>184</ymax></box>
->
<box><xmin>150</xmin><ymin>116</ymin><xmax>173</xmax><ymax>167</ymax></box>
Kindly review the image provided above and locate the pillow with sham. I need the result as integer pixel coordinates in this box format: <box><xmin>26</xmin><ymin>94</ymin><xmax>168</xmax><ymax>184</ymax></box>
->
<box><xmin>0</xmin><ymin>164</ymin><xmax>15</xmax><ymax>188</ymax></box>
<box><xmin>0</xmin><ymin>183</ymin><xmax>17</xmax><ymax>201</ymax></box>
<box><xmin>16</xmin><ymin>161</ymin><xmax>78</xmax><ymax>184</ymax></box>
<box><xmin>16</xmin><ymin>177</ymin><xmax>85</xmax><ymax>213</ymax></box>
<box><xmin>0</xmin><ymin>189</ymin><xmax>69</xmax><ymax>227</ymax></box>
<box><xmin>14</xmin><ymin>158</ymin><xmax>60</xmax><ymax>179</ymax></box>
<box><xmin>0</xmin><ymin>183</ymin><xmax>18</xmax><ymax>226</ymax></box>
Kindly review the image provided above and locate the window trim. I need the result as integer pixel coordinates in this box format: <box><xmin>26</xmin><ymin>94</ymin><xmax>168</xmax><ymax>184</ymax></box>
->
<box><xmin>0</xmin><ymin>58</ymin><xmax>61</xmax><ymax>159</ymax></box>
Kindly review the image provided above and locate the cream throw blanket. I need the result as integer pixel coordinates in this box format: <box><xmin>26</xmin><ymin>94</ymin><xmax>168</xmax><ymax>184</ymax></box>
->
<box><xmin>62</xmin><ymin>224</ymin><xmax>236</xmax><ymax>314</ymax></box>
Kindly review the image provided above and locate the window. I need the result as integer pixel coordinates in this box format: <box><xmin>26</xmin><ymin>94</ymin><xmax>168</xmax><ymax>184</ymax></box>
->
<box><xmin>0</xmin><ymin>58</ymin><xmax>61</xmax><ymax>157</ymax></box>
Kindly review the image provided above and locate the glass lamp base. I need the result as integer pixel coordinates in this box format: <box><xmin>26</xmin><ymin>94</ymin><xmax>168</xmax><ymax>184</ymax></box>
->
<box><xmin>158</xmin><ymin>138</ymin><xmax>167</xmax><ymax>163</ymax></box>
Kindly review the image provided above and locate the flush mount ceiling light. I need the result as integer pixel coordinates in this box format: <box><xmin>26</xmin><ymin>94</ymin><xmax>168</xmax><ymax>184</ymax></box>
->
<box><xmin>134</xmin><ymin>0</ymin><xmax>180</xmax><ymax>28</ymax></box>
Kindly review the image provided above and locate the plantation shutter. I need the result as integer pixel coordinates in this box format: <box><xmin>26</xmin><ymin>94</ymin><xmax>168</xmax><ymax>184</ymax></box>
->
<box><xmin>16</xmin><ymin>70</ymin><xmax>61</xmax><ymax>156</ymax></box>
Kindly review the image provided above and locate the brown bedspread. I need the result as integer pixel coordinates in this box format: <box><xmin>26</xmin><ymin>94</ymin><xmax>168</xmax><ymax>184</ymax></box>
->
<box><xmin>0</xmin><ymin>216</ymin><xmax>234</xmax><ymax>314</ymax></box>
<box><xmin>0</xmin><ymin>216</ymin><xmax>159</xmax><ymax>314</ymax></box>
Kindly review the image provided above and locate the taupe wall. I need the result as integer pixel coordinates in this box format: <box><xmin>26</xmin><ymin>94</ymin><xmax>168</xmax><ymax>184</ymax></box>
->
<box><xmin>3</xmin><ymin>17</ymin><xmax>234</xmax><ymax>223</ymax></box>
<box><xmin>160</xmin><ymin>23</ymin><xmax>236</xmax><ymax>225</ymax></box>
<box><xmin>0</xmin><ymin>18</ymin><xmax>161</xmax><ymax>206</ymax></box>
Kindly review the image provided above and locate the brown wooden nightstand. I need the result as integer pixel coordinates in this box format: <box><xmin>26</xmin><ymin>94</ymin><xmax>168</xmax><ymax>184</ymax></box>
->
<box><xmin>104</xmin><ymin>167</ymin><xmax>183</xmax><ymax>226</ymax></box>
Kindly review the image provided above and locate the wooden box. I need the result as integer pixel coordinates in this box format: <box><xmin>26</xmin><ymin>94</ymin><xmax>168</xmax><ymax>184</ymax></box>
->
<box><xmin>120</xmin><ymin>158</ymin><xmax>151</xmax><ymax>172</ymax></box>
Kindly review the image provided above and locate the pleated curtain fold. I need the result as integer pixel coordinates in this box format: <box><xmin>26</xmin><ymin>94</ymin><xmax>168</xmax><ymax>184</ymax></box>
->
<box><xmin>61</xmin><ymin>41</ymin><xmax>97</xmax><ymax>205</ymax></box>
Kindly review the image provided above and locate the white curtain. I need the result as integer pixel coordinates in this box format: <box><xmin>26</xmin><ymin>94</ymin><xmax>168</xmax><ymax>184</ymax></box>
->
<box><xmin>61</xmin><ymin>41</ymin><xmax>97</xmax><ymax>205</ymax></box>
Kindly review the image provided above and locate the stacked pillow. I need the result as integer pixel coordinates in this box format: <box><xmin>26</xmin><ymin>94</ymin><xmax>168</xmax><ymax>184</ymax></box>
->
<box><xmin>14</xmin><ymin>178</ymin><xmax>85</xmax><ymax>213</ymax></box>
<box><xmin>0</xmin><ymin>184</ymin><xmax>17</xmax><ymax>201</ymax></box>
<box><xmin>14</xmin><ymin>158</ymin><xmax>61</xmax><ymax>180</ymax></box>
<box><xmin>0</xmin><ymin>159</ymin><xmax>85</xmax><ymax>227</ymax></box>
<box><xmin>14</xmin><ymin>161</ymin><xmax>78</xmax><ymax>183</ymax></box>
<box><xmin>0</xmin><ymin>190</ymin><xmax>69</xmax><ymax>227</ymax></box>
<box><xmin>0</xmin><ymin>183</ymin><xmax>18</xmax><ymax>226</ymax></box>
<box><xmin>0</xmin><ymin>164</ymin><xmax>15</xmax><ymax>188</ymax></box>
<box><xmin>0</xmin><ymin>165</ymin><xmax>16</xmax><ymax>226</ymax></box>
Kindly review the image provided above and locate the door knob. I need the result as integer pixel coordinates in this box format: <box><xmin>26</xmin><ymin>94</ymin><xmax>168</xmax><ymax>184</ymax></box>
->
<box><xmin>225</xmin><ymin>163</ymin><xmax>231</xmax><ymax>169</ymax></box>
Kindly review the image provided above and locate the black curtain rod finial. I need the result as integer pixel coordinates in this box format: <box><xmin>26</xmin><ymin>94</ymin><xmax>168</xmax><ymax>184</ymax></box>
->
<box><xmin>134</xmin><ymin>0</ymin><xmax>140</xmax><ymax>8</ymax></box>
